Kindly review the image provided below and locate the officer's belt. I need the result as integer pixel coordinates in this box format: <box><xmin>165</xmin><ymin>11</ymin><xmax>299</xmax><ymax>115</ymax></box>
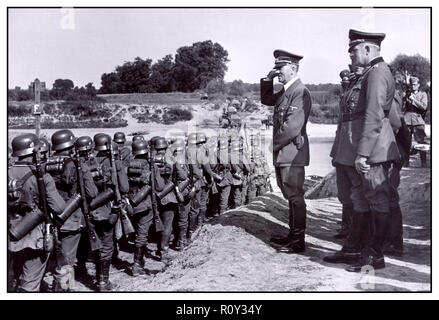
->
<box><xmin>405</xmin><ymin>106</ymin><xmax>423</xmax><ymax>114</ymax></box>
<box><xmin>342</xmin><ymin>111</ymin><xmax>363</xmax><ymax>122</ymax></box>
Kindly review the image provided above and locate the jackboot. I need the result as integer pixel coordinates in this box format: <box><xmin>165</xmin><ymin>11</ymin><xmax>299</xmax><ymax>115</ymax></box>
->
<box><xmin>98</xmin><ymin>259</ymin><xmax>115</xmax><ymax>292</ymax></box>
<box><xmin>197</xmin><ymin>209</ymin><xmax>206</xmax><ymax>227</ymax></box>
<box><xmin>324</xmin><ymin>211</ymin><xmax>364</xmax><ymax>264</ymax></box>
<box><xmin>271</xmin><ymin>200</ymin><xmax>295</xmax><ymax>245</ymax></box>
<box><xmin>277</xmin><ymin>202</ymin><xmax>306</xmax><ymax>253</ymax></box>
<box><xmin>128</xmin><ymin>247</ymin><xmax>145</xmax><ymax>276</ymax></box>
<box><xmin>277</xmin><ymin>229</ymin><xmax>305</xmax><ymax>253</ymax></box>
<box><xmin>346</xmin><ymin>211</ymin><xmax>388</xmax><ymax>272</ymax></box>
<box><xmin>384</xmin><ymin>206</ymin><xmax>403</xmax><ymax>256</ymax></box>
<box><xmin>334</xmin><ymin>204</ymin><xmax>353</xmax><ymax>239</ymax></box>
<box><xmin>420</xmin><ymin>151</ymin><xmax>427</xmax><ymax>167</ymax></box>
<box><xmin>174</xmin><ymin>228</ymin><xmax>187</xmax><ymax>251</ymax></box>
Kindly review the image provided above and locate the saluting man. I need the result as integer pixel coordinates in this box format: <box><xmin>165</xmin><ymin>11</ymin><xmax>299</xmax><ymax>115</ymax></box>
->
<box><xmin>260</xmin><ymin>50</ymin><xmax>312</xmax><ymax>254</ymax></box>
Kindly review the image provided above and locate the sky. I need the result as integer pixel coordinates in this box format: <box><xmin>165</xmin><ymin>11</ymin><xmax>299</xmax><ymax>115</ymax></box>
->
<box><xmin>8</xmin><ymin>8</ymin><xmax>431</xmax><ymax>89</ymax></box>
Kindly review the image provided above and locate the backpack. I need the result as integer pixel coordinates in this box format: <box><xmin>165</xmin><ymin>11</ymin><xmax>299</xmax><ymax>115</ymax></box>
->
<box><xmin>8</xmin><ymin>171</ymin><xmax>35</xmax><ymax>213</ymax></box>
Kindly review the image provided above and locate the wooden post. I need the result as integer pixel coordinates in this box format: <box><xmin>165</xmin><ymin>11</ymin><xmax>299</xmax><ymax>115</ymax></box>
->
<box><xmin>33</xmin><ymin>79</ymin><xmax>42</xmax><ymax>138</ymax></box>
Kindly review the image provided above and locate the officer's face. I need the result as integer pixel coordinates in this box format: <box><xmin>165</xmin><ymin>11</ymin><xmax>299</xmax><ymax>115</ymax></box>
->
<box><xmin>277</xmin><ymin>64</ymin><xmax>295</xmax><ymax>84</ymax></box>
<box><xmin>349</xmin><ymin>44</ymin><xmax>368</xmax><ymax>67</ymax></box>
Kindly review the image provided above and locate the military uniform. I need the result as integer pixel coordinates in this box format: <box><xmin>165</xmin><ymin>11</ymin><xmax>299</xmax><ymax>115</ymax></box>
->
<box><xmin>260</xmin><ymin>50</ymin><xmax>311</xmax><ymax>252</ymax></box>
<box><xmin>229</xmin><ymin>142</ymin><xmax>251</xmax><ymax>208</ymax></box>
<box><xmin>209</xmin><ymin>140</ymin><xmax>233</xmax><ymax>216</ymax></box>
<box><xmin>49</xmin><ymin>130</ymin><xmax>98</xmax><ymax>291</ymax></box>
<box><xmin>8</xmin><ymin>134</ymin><xmax>65</xmax><ymax>292</ymax></box>
<box><xmin>403</xmin><ymin>78</ymin><xmax>429</xmax><ymax>167</ymax></box>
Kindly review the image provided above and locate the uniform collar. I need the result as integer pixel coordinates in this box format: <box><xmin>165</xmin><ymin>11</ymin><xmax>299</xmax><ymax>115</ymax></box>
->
<box><xmin>368</xmin><ymin>56</ymin><xmax>384</xmax><ymax>67</ymax></box>
<box><xmin>283</xmin><ymin>76</ymin><xmax>299</xmax><ymax>91</ymax></box>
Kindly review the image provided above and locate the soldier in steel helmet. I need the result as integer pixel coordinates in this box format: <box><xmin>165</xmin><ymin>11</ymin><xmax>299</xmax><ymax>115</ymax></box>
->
<box><xmin>49</xmin><ymin>129</ymin><xmax>98</xmax><ymax>291</ymax></box>
<box><xmin>92</xmin><ymin>133</ymin><xmax>130</xmax><ymax>291</ymax></box>
<box><xmin>8</xmin><ymin>133</ymin><xmax>65</xmax><ymax>292</ymax></box>
<box><xmin>114</xmin><ymin>132</ymin><xmax>132</xmax><ymax>168</ymax></box>
<box><xmin>125</xmin><ymin>139</ymin><xmax>154</xmax><ymax>276</ymax></box>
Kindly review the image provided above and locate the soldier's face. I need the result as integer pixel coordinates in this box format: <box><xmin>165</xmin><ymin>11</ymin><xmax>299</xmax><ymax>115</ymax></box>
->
<box><xmin>277</xmin><ymin>64</ymin><xmax>294</xmax><ymax>84</ymax></box>
<box><xmin>349</xmin><ymin>44</ymin><xmax>368</xmax><ymax>67</ymax></box>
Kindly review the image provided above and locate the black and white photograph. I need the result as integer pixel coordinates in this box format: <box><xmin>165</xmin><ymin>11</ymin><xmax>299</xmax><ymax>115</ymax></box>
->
<box><xmin>5</xmin><ymin>5</ymin><xmax>432</xmax><ymax>295</ymax></box>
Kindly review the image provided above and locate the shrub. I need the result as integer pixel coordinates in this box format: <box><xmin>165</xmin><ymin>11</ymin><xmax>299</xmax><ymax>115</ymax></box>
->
<box><xmin>162</xmin><ymin>107</ymin><xmax>193</xmax><ymax>124</ymax></box>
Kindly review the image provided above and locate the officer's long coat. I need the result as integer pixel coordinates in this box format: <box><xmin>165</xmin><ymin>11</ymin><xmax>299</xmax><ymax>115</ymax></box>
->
<box><xmin>260</xmin><ymin>78</ymin><xmax>311</xmax><ymax>167</ymax></box>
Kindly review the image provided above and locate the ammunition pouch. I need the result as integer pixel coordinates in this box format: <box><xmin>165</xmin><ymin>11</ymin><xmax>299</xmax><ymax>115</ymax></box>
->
<box><xmin>108</xmin><ymin>206</ymin><xmax>120</xmax><ymax>226</ymax></box>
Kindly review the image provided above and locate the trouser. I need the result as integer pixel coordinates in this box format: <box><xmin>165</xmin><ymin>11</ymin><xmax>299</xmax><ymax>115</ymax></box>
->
<box><xmin>53</xmin><ymin>230</ymin><xmax>82</xmax><ymax>291</ymax></box>
<box><xmin>176</xmin><ymin>200</ymin><xmax>191</xmax><ymax>241</ymax></box>
<box><xmin>241</xmin><ymin>179</ymin><xmax>249</xmax><ymax>205</ymax></box>
<box><xmin>158</xmin><ymin>203</ymin><xmax>177</xmax><ymax>251</ymax></box>
<box><xmin>9</xmin><ymin>249</ymin><xmax>50</xmax><ymax>292</ymax></box>
<box><xmin>198</xmin><ymin>186</ymin><xmax>209</xmax><ymax>224</ymax></box>
<box><xmin>387</xmin><ymin>160</ymin><xmax>404</xmax><ymax>249</ymax></box>
<box><xmin>132</xmin><ymin>210</ymin><xmax>153</xmax><ymax>248</ymax></box>
<box><xmin>76</xmin><ymin>229</ymin><xmax>91</xmax><ymax>267</ymax></box>
<box><xmin>409</xmin><ymin>124</ymin><xmax>428</xmax><ymax>166</ymax></box>
<box><xmin>275</xmin><ymin>166</ymin><xmax>307</xmax><ymax>239</ymax></box>
<box><xmin>210</xmin><ymin>184</ymin><xmax>232</xmax><ymax>215</ymax></box>
<box><xmin>93</xmin><ymin>221</ymin><xmax>115</xmax><ymax>262</ymax></box>
<box><xmin>247</xmin><ymin>181</ymin><xmax>257</xmax><ymax>203</ymax></box>
<box><xmin>257</xmin><ymin>184</ymin><xmax>266</xmax><ymax>196</ymax></box>
<box><xmin>360</xmin><ymin>163</ymin><xmax>392</xmax><ymax>257</ymax></box>
<box><xmin>230</xmin><ymin>184</ymin><xmax>243</xmax><ymax>208</ymax></box>
<box><xmin>188</xmin><ymin>191</ymin><xmax>201</xmax><ymax>233</ymax></box>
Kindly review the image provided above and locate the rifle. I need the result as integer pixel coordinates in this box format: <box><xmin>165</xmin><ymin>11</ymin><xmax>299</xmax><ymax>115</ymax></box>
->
<box><xmin>149</xmin><ymin>148</ymin><xmax>164</xmax><ymax>232</ymax></box>
<box><xmin>74</xmin><ymin>150</ymin><xmax>102</xmax><ymax>252</ymax></box>
<box><xmin>33</xmin><ymin>148</ymin><xmax>54</xmax><ymax>253</ymax></box>
<box><xmin>108</xmin><ymin>142</ymin><xmax>135</xmax><ymax>236</ymax></box>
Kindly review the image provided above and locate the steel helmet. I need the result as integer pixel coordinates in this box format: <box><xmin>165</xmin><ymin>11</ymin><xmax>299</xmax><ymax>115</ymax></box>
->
<box><xmin>51</xmin><ymin>129</ymin><xmax>75</xmax><ymax>151</ymax></box>
<box><xmin>11</xmin><ymin>133</ymin><xmax>39</xmax><ymax>157</ymax></box>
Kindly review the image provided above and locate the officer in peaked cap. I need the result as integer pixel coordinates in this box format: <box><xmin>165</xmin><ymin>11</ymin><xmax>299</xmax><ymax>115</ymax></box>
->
<box><xmin>260</xmin><ymin>49</ymin><xmax>312</xmax><ymax>254</ymax></box>
<box><xmin>328</xmin><ymin>29</ymin><xmax>399</xmax><ymax>273</ymax></box>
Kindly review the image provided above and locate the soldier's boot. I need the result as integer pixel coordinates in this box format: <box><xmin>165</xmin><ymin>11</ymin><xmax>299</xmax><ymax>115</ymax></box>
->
<box><xmin>197</xmin><ymin>209</ymin><xmax>206</xmax><ymax>227</ymax></box>
<box><xmin>324</xmin><ymin>211</ymin><xmax>364</xmax><ymax>264</ymax></box>
<box><xmin>346</xmin><ymin>212</ymin><xmax>387</xmax><ymax>272</ymax></box>
<box><xmin>334</xmin><ymin>204</ymin><xmax>353</xmax><ymax>239</ymax></box>
<box><xmin>278</xmin><ymin>203</ymin><xmax>307</xmax><ymax>254</ymax></box>
<box><xmin>98</xmin><ymin>259</ymin><xmax>115</xmax><ymax>292</ymax></box>
<box><xmin>75</xmin><ymin>261</ymin><xmax>90</xmax><ymax>283</ymax></box>
<box><xmin>384</xmin><ymin>206</ymin><xmax>404</xmax><ymax>257</ymax></box>
<box><xmin>175</xmin><ymin>228</ymin><xmax>187</xmax><ymax>251</ymax></box>
<box><xmin>129</xmin><ymin>246</ymin><xmax>145</xmax><ymax>276</ymax></box>
<box><xmin>420</xmin><ymin>151</ymin><xmax>427</xmax><ymax>167</ymax></box>
<box><xmin>271</xmin><ymin>201</ymin><xmax>295</xmax><ymax>245</ymax></box>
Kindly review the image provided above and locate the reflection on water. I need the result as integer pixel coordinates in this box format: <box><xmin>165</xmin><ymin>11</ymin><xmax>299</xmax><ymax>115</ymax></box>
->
<box><xmin>308</xmin><ymin>140</ymin><xmax>334</xmax><ymax>177</ymax></box>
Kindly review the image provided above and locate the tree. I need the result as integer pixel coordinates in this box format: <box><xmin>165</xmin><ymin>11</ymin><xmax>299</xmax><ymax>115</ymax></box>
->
<box><xmin>149</xmin><ymin>54</ymin><xmax>176</xmax><ymax>93</ymax></box>
<box><xmin>205</xmin><ymin>78</ymin><xmax>226</xmax><ymax>94</ymax></box>
<box><xmin>173</xmin><ymin>40</ymin><xmax>229</xmax><ymax>92</ymax></box>
<box><xmin>52</xmin><ymin>79</ymin><xmax>74</xmax><ymax>98</ymax></box>
<box><xmin>85</xmin><ymin>82</ymin><xmax>97</xmax><ymax>96</ymax></box>
<box><xmin>389</xmin><ymin>54</ymin><xmax>431</xmax><ymax>91</ymax></box>
<box><xmin>228</xmin><ymin>80</ymin><xmax>246</xmax><ymax>96</ymax></box>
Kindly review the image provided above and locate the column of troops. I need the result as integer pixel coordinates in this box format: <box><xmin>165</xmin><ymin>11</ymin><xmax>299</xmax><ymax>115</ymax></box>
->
<box><xmin>7</xmin><ymin>128</ymin><xmax>272</xmax><ymax>292</ymax></box>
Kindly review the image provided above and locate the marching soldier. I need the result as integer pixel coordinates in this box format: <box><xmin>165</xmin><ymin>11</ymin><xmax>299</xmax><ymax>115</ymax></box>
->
<box><xmin>114</xmin><ymin>132</ymin><xmax>132</xmax><ymax>168</ymax></box>
<box><xmin>49</xmin><ymin>129</ymin><xmax>98</xmax><ymax>291</ymax></box>
<box><xmin>209</xmin><ymin>137</ymin><xmax>233</xmax><ymax>217</ymax></box>
<box><xmin>403</xmin><ymin>76</ymin><xmax>429</xmax><ymax>167</ymax></box>
<box><xmin>334</xmin><ymin>30</ymin><xmax>399</xmax><ymax>272</ymax></box>
<box><xmin>149</xmin><ymin>137</ymin><xmax>177</xmax><ymax>261</ymax></box>
<box><xmin>126</xmin><ymin>139</ymin><xmax>154</xmax><ymax>276</ymax></box>
<box><xmin>8</xmin><ymin>134</ymin><xmax>65</xmax><ymax>292</ymax></box>
<box><xmin>195</xmin><ymin>132</ymin><xmax>221</xmax><ymax>224</ymax></box>
<box><xmin>261</xmin><ymin>49</ymin><xmax>312</xmax><ymax>254</ymax></box>
<box><xmin>92</xmin><ymin>133</ymin><xmax>130</xmax><ymax>290</ymax></box>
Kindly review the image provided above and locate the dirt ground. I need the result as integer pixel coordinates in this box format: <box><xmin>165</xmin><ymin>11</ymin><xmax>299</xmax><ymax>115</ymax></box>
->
<box><xmin>43</xmin><ymin>153</ymin><xmax>430</xmax><ymax>293</ymax></box>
